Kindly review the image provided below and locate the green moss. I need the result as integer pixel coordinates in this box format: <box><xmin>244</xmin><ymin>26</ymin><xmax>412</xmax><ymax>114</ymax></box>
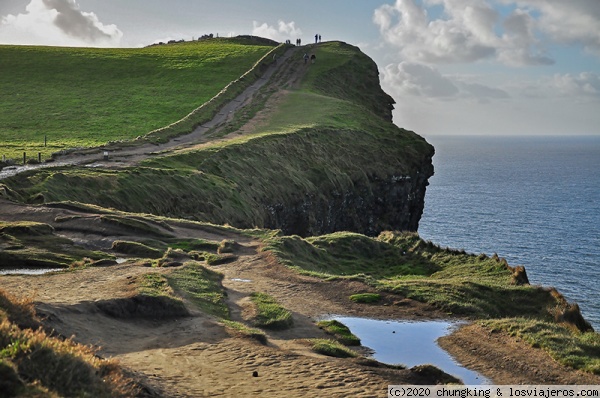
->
<box><xmin>0</xmin><ymin>222</ymin><xmax>111</xmax><ymax>269</ymax></box>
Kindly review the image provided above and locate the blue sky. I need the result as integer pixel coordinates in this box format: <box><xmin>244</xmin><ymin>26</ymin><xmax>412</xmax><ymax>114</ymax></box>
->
<box><xmin>1</xmin><ymin>0</ymin><xmax>599</xmax><ymax>136</ymax></box>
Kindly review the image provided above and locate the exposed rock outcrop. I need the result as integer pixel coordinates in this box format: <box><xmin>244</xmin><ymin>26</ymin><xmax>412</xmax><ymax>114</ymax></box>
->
<box><xmin>263</xmin><ymin>167</ymin><xmax>433</xmax><ymax>237</ymax></box>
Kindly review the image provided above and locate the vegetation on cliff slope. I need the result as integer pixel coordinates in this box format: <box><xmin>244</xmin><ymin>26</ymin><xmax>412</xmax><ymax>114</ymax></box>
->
<box><xmin>261</xmin><ymin>230</ymin><xmax>600</xmax><ymax>373</ymax></box>
<box><xmin>2</xmin><ymin>42</ymin><xmax>433</xmax><ymax>236</ymax></box>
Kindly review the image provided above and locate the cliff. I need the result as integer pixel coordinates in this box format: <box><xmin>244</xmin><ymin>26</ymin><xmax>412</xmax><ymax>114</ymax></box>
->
<box><xmin>1</xmin><ymin>41</ymin><xmax>434</xmax><ymax>237</ymax></box>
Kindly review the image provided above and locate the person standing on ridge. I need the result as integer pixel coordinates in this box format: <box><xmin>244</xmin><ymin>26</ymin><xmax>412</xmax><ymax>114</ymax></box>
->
<box><xmin>315</xmin><ymin>33</ymin><xmax>318</xmax><ymax>43</ymax></box>
<box><xmin>318</xmin><ymin>34</ymin><xmax>322</xmax><ymax>43</ymax></box>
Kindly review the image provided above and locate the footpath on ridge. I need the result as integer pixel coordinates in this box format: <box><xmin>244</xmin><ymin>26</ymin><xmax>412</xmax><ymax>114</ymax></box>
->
<box><xmin>0</xmin><ymin>45</ymin><xmax>301</xmax><ymax>180</ymax></box>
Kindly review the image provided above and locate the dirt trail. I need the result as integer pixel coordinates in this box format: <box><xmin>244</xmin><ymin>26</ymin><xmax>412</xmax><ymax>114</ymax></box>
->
<box><xmin>0</xmin><ymin>46</ymin><xmax>301</xmax><ymax>180</ymax></box>
<box><xmin>2</xmin><ymin>196</ymin><xmax>600</xmax><ymax>395</ymax></box>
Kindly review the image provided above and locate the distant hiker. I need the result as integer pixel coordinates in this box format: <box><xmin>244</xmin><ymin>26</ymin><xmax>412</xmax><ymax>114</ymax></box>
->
<box><xmin>298</xmin><ymin>38</ymin><xmax>301</xmax><ymax>46</ymax></box>
<box><xmin>310</xmin><ymin>54</ymin><xmax>316</xmax><ymax>64</ymax></box>
<box><xmin>303</xmin><ymin>53</ymin><xmax>309</xmax><ymax>64</ymax></box>
<box><xmin>315</xmin><ymin>34</ymin><xmax>318</xmax><ymax>43</ymax></box>
<box><xmin>318</xmin><ymin>34</ymin><xmax>322</xmax><ymax>43</ymax></box>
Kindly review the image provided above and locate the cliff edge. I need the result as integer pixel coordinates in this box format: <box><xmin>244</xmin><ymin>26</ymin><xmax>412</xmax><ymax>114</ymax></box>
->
<box><xmin>2</xmin><ymin>41</ymin><xmax>433</xmax><ymax>236</ymax></box>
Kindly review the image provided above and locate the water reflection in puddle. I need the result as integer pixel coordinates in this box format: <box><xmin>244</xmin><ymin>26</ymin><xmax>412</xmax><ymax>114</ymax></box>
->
<box><xmin>330</xmin><ymin>316</ymin><xmax>490</xmax><ymax>385</ymax></box>
<box><xmin>0</xmin><ymin>268</ymin><xmax>65</xmax><ymax>276</ymax></box>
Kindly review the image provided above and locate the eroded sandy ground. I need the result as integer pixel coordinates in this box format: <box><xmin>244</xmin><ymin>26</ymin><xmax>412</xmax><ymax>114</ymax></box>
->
<box><xmin>2</xmin><ymin>200</ymin><xmax>599</xmax><ymax>397</ymax></box>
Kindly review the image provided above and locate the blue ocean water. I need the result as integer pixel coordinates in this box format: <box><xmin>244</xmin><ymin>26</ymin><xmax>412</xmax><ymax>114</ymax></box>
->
<box><xmin>418</xmin><ymin>135</ymin><xmax>600</xmax><ymax>329</ymax></box>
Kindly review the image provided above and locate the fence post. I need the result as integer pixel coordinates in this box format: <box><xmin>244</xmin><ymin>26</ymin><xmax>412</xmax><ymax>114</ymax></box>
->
<box><xmin>38</xmin><ymin>152</ymin><xmax>42</xmax><ymax>163</ymax></box>
<box><xmin>44</xmin><ymin>135</ymin><xmax>47</xmax><ymax>147</ymax></box>
<box><xmin>23</xmin><ymin>152</ymin><xmax>26</xmax><ymax>165</ymax></box>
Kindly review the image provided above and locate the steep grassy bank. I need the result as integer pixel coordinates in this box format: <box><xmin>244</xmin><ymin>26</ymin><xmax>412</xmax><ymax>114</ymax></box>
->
<box><xmin>0</xmin><ymin>37</ymin><xmax>276</xmax><ymax>161</ymax></box>
<box><xmin>2</xmin><ymin>41</ymin><xmax>434</xmax><ymax>236</ymax></box>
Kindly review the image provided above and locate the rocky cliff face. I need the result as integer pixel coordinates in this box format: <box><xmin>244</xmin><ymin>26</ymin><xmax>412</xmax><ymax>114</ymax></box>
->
<box><xmin>263</xmin><ymin>166</ymin><xmax>433</xmax><ymax>237</ymax></box>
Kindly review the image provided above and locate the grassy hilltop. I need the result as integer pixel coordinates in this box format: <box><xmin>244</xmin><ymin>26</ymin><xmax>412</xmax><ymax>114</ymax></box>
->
<box><xmin>0</xmin><ymin>38</ymin><xmax>276</xmax><ymax>161</ymax></box>
<box><xmin>3</xmin><ymin>41</ymin><xmax>433</xmax><ymax>236</ymax></box>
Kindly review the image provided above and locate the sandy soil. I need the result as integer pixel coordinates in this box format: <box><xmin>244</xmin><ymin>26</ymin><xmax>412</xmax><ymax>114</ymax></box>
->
<box><xmin>2</xmin><ymin>197</ymin><xmax>599</xmax><ymax>397</ymax></box>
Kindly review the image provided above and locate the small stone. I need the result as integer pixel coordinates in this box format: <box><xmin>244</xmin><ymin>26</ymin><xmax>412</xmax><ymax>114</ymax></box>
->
<box><xmin>252</xmin><ymin>371</ymin><xmax>259</xmax><ymax>377</ymax></box>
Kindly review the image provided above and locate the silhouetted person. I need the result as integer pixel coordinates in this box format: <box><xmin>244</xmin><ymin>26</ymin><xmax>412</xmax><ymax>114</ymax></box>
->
<box><xmin>318</xmin><ymin>34</ymin><xmax>322</xmax><ymax>43</ymax></box>
<box><xmin>315</xmin><ymin>34</ymin><xmax>318</xmax><ymax>43</ymax></box>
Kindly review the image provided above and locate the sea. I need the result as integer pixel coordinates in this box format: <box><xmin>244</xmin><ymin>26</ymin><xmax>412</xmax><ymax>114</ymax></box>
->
<box><xmin>418</xmin><ymin>135</ymin><xmax>600</xmax><ymax>330</ymax></box>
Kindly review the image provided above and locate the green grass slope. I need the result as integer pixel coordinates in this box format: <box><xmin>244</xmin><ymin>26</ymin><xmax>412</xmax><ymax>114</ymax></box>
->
<box><xmin>2</xmin><ymin>41</ymin><xmax>433</xmax><ymax>237</ymax></box>
<box><xmin>0</xmin><ymin>37</ymin><xmax>275</xmax><ymax>161</ymax></box>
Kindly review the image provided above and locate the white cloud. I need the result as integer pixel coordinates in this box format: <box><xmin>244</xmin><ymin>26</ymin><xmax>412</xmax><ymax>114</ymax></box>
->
<box><xmin>382</xmin><ymin>62</ymin><xmax>459</xmax><ymax>97</ymax></box>
<box><xmin>0</xmin><ymin>0</ymin><xmax>122</xmax><ymax>47</ymax></box>
<box><xmin>373</xmin><ymin>0</ymin><xmax>562</xmax><ymax>66</ymax></box>
<box><xmin>503</xmin><ymin>0</ymin><xmax>600</xmax><ymax>56</ymax></box>
<box><xmin>524</xmin><ymin>72</ymin><xmax>600</xmax><ymax>99</ymax></box>
<box><xmin>251</xmin><ymin>20</ymin><xmax>302</xmax><ymax>43</ymax></box>
<box><xmin>382</xmin><ymin>61</ymin><xmax>510</xmax><ymax>103</ymax></box>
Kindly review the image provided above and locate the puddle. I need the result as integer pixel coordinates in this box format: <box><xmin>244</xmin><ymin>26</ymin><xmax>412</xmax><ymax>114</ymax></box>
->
<box><xmin>329</xmin><ymin>316</ymin><xmax>490</xmax><ymax>385</ymax></box>
<box><xmin>0</xmin><ymin>268</ymin><xmax>65</xmax><ymax>275</ymax></box>
<box><xmin>230</xmin><ymin>278</ymin><xmax>252</xmax><ymax>283</ymax></box>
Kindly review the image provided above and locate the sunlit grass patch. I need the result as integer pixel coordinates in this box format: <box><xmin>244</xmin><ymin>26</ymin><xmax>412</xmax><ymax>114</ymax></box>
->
<box><xmin>317</xmin><ymin>320</ymin><xmax>361</xmax><ymax>346</ymax></box>
<box><xmin>0</xmin><ymin>39</ymin><xmax>275</xmax><ymax>161</ymax></box>
<box><xmin>249</xmin><ymin>292</ymin><xmax>293</xmax><ymax>330</ymax></box>
<box><xmin>309</xmin><ymin>338</ymin><xmax>357</xmax><ymax>358</ymax></box>
<box><xmin>222</xmin><ymin>320</ymin><xmax>267</xmax><ymax>345</ymax></box>
<box><xmin>482</xmin><ymin>318</ymin><xmax>600</xmax><ymax>374</ymax></box>
<box><xmin>167</xmin><ymin>262</ymin><xmax>229</xmax><ymax>318</ymax></box>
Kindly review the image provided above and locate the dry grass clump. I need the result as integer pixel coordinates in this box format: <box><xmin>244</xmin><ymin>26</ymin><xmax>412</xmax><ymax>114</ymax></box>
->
<box><xmin>0</xmin><ymin>289</ymin><xmax>140</xmax><ymax>397</ymax></box>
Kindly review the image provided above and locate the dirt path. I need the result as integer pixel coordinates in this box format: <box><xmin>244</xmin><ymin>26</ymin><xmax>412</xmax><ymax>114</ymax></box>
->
<box><xmin>0</xmin><ymin>46</ymin><xmax>300</xmax><ymax>180</ymax></box>
<box><xmin>2</xmin><ymin>198</ymin><xmax>600</xmax><ymax>395</ymax></box>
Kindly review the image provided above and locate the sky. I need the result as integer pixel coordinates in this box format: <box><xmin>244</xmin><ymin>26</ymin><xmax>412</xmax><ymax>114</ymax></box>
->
<box><xmin>1</xmin><ymin>0</ymin><xmax>599</xmax><ymax>136</ymax></box>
